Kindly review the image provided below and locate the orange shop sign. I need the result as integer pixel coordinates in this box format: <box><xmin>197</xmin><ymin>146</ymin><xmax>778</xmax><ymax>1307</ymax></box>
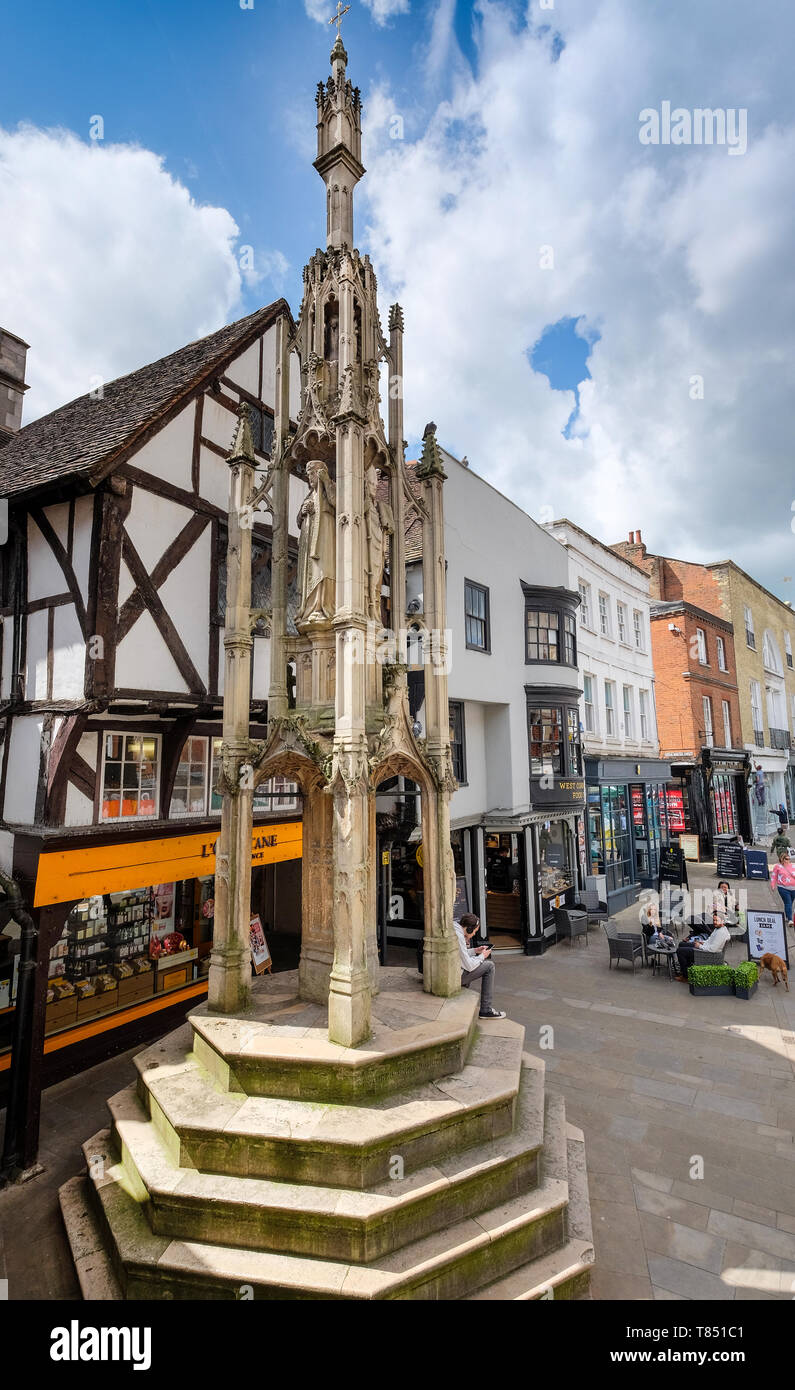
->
<box><xmin>34</xmin><ymin>822</ymin><xmax>303</xmax><ymax>907</ymax></box>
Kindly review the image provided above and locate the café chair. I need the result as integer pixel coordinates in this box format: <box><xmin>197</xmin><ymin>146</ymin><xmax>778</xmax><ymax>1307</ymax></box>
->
<box><xmin>554</xmin><ymin>906</ymin><xmax>589</xmax><ymax>947</ymax></box>
<box><xmin>602</xmin><ymin>922</ymin><xmax>643</xmax><ymax>973</ymax></box>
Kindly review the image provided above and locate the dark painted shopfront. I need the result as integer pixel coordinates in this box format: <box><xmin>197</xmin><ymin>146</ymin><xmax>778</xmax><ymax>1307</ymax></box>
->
<box><xmin>585</xmin><ymin>757</ymin><xmax>673</xmax><ymax>912</ymax></box>
<box><xmin>666</xmin><ymin>749</ymin><xmax>751</xmax><ymax>860</ymax></box>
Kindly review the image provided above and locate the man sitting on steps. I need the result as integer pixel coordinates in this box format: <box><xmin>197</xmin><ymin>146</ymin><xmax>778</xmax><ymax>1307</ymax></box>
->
<box><xmin>454</xmin><ymin>912</ymin><xmax>507</xmax><ymax>1019</ymax></box>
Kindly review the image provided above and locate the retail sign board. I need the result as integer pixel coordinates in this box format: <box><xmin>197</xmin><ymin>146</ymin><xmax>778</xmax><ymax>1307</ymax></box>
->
<box><xmin>34</xmin><ymin>822</ymin><xmax>303</xmax><ymax>907</ymax></box>
<box><xmin>716</xmin><ymin>842</ymin><xmax>745</xmax><ymax>879</ymax></box>
<box><xmin>249</xmin><ymin>915</ymin><xmax>272</xmax><ymax>975</ymax></box>
<box><xmin>747</xmin><ymin>910</ymin><xmax>789</xmax><ymax>966</ymax></box>
<box><xmin>659</xmin><ymin>845</ymin><xmax>687</xmax><ymax>888</ymax></box>
<box><xmin>679</xmin><ymin>834</ymin><xmax>700</xmax><ymax>862</ymax></box>
<box><xmin>744</xmin><ymin>849</ymin><xmax>770</xmax><ymax>882</ymax></box>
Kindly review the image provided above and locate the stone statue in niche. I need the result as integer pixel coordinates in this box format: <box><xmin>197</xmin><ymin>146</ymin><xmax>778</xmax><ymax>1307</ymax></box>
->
<box><xmin>364</xmin><ymin>465</ymin><xmax>394</xmax><ymax>622</ymax></box>
<box><xmin>325</xmin><ymin>306</ymin><xmax>340</xmax><ymax>361</ymax></box>
<box><xmin>296</xmin><ymin>459</ymin><xmax>337</xmax><ymax>626</ymax></box>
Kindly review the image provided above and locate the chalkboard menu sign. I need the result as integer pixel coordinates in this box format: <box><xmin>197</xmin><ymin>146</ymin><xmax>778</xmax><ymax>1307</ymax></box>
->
<box><xmin>716</xmin><ymin>842</ymin><xmax>745</xmax><ymax>879</ymax></box>
<box><xmin>744</xmin><ymin>849</ymin><xmax>770</xmax><ymax>881</ymax></box>
<box><xmin>659</xmin><ymin>845</ymin><xmax>687</xmax><ymax>887</ymax></box>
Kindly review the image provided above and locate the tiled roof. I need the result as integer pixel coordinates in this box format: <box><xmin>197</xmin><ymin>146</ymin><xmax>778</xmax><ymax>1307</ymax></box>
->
<box><xmin>0</xmin><ymin>301</ymin><xmax>291</xmax><ymax>501</ymax></box>
<box><xmin>404</xmin><ymin>460</ymin><xmax>423</xmax><ymax>562</ymax></box>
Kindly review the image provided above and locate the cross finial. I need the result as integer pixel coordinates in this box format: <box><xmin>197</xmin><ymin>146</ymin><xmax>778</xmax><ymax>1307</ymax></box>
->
<box><xmin>329</xmin><ymin>1</ymin><xmax>351</xmax><ymax>36</ymax></box>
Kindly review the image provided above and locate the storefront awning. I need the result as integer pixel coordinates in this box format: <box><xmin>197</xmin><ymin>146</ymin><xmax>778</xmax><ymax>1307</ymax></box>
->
<box><xmin>34</xmin><ymin>821</ymin><xmax>302</xmax><ymax>907</ymax></box>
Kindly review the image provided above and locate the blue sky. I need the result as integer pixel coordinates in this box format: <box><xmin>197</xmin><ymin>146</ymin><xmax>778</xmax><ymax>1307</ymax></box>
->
<box><xmin>2</xmin><ymin>0</ymin><xmax>794</xmax><ymax>592</ymax></box>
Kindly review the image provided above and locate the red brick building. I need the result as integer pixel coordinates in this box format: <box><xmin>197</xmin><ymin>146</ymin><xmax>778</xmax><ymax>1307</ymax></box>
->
<box><xmin>611</xmin><ymin>532</ymin><xmax>751</xmax><ymax>855</ymax></box>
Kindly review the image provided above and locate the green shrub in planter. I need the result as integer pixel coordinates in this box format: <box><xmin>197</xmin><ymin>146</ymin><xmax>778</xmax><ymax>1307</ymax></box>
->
<box><xmin>732</xmin><ymin>960</ymin><xmax>759</xmax><ymax>999</ymax></box>
<box><xmin>688</xmin><ymin>963</ymin><xmax>734</xmax><ymax>996</ymax></box>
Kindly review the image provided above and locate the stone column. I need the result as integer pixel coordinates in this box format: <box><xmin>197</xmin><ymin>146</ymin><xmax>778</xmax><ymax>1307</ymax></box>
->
<box><xmin>268</xmin><ymin>313</ymin><xmax>292</xmax><ymax>724</ymax></box>
<box><xmin>416</xmin><ymin>425</ymin><xmax>459</xmax><ymax>998</ymax></box>
<box><xmin>208</xmin><ymin>406</ymin><xmax>256</xmax><ymax>1015</ymax></box>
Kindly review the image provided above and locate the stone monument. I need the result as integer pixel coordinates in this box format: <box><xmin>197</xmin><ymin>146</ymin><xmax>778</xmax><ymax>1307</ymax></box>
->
<box><xmin>59</xmin><ymin>16</ymin><xmax>593</xmax><ymax>1300</ymax></box>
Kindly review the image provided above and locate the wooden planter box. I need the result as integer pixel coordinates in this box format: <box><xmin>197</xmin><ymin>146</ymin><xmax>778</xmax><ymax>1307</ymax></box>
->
<box><xmin>734</xmin><ymin>982</ymin><xmax>758</xmax><ymax>1001</ymax></box>
<box><xmin>688</xmin><ymin>984</ymin><xmax>734</xmax><ymax>997</ymax></box>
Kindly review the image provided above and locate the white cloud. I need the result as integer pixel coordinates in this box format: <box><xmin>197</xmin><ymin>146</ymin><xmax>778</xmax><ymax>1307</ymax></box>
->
<box><xmin>305</xmin><ymin>0</ymin><xmax>409</xmax><ymax>27</ymax></box>
<box><xmin>360</xmin><ymin>0</ymin><xmax>795</xmax><ymax>592</ymax></box>
<box><xmin>0</xmin><ymin>125</ymin><xmax>250</xmax><ymax>420</ymax></box>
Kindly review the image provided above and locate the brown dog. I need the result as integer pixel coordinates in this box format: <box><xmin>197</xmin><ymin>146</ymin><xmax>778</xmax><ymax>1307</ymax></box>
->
<box><xmin>759</xmin><ymin>953</ymin><xmax>789</xmax><ymax>991</ymax></box>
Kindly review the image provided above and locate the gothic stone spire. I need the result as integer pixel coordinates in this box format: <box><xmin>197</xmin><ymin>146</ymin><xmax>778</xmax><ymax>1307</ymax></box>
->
<box><xmin>314</xmin><ymin>26</ymin><xmax>365</xmax><ymax>251</ymax></box>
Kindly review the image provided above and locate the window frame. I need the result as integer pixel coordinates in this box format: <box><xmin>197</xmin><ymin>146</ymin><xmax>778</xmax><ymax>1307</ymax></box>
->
<box><xmin>622</xmin><ymin>685</ymin><xmax>634</xmax><ymax>739</ymax></box>
<box><xmin>716</xmin><ymin>635</ymin><xmax>727</xmax><ymax>671</ymax></box>
<box><xmin>583</xmin><ymin>674</ymin><xmax>596</xmax><ymax>734</ymax></box>
<box><xmin>639</xmin><ymin>689</ymin><xmax>650</xmax><ymax>741</ymax></box>
<box><xmin>169</xmin><ymin>735</ymin><xmax>210</xmax><ymax>818</ymax></box>
<box><xmin>464</xmin><ymin>579</ymin><xmax>490</xmax><ymax>653</ymax></box>
<box><xmin>604</xmin><ymin>680</ymin><xmax>616</xmax><ymax>737</ymax></box>
<box><xmin>721</xmin><ymin>699</ymin><xmax>732</xmax><ymax>749</ymax></box>
<box><xmin>744</xmin><ymin>605</ymin><xmax>756</xmax><ymax>650</ymax></box>
<box><xmin>100</xmin><ymin>732</ymin><xmax>161</xmax><ymax>823</ymax></box>
<box><xmin>528</xmin><ymin>705</ymin><xmax>564</xmax><ymax>775</ymax></box>
<box><xmin>449</xmin><ymin>700</ymin><xmax>467</xmax><ymax>785</ymax></box>
<box><xmin>578</xmin><ymin>580</ymin><xmax>592</xmax><ymax>630</ymax></box>
<box><xmin>696</xmin><ymin>627</ymin><xmax>708</xmax><ymax>666</ymax></box>
<box><xmin>702</xmin><ymin>695</ymin><xmax>714</xmax><ymax>749</ymax></box>
<box><xmin>633</xmin><ymin>609</ymin><xmax>645</xmax><ymax>651</ymax></box>
<box><xmin>617</xmin><ymin>603</ymin><xmax>628</xmax><ymax>644</ymax></box>
<box><xmin>598</xmin><ymin>592</ymin><xmax>611</xmax><ymax>638</ymax></box>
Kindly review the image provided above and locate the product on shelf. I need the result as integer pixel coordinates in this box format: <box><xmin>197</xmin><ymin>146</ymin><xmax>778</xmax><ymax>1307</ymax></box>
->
<box><xmin>51</xmin><ymin>979</ymin><xmax>75</xmax><ymax>1000</ymax></box>
<box><xmin>75</xmin><ymin>980</ymin><xmax>96</xmax><ymax>999</ymax></box>
<box><xmin>112</xmin><ymin>962</ymin><xmax>134</xmax><ymax>980</ymax></box>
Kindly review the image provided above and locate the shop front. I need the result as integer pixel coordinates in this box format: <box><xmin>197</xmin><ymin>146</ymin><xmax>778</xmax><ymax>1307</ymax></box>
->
<box><xmin>585</xmin><ymin>757</ymin><xmax>673</xmax><ymax>907</ymax></box>
<box><xmin>0</xmin><ymin>813</ymin><xmax>303</xmax><ymax>1084</ymax></box>
<box><xmin>667</xmin><ymin>750</ymin><xmax>750</xmax><ymax>859</ymax></box>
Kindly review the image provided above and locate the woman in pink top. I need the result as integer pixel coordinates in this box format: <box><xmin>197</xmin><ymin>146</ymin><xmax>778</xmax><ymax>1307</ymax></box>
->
<box><xmin>770</xmin><ymin>850</ymin><xmax>795</xmax><ymax>924</ymax></box>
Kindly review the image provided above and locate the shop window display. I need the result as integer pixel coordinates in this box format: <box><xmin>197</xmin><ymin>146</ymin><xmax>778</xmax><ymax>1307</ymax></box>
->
<box><xmin>101</xmin><ymin>734</ymin><xmax>159</xmax><ymax>821</ymax></box>
<box><xmin>600</xmin><ymin>784</ymin><xmax>633</xmax><ymax>891</ymax></box>
<box><xmin>538</xmin><ymin>821</ymin><xmax>574</xmax><ymax>916</ymax></box>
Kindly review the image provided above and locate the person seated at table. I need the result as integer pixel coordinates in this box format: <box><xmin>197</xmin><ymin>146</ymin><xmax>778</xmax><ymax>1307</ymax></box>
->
<box><xmin>639</xmin><ymin>899</ymin><xmax>661</xmax><ymax>946</ymax></box>
<box><xmin>713</xmin><ymin>881</ymin><xmax>739</xmax><ymax>923</ymax></box>
<box><xmin>675</xmin><ymin>909</ymin><xmax>730</xmax><ymax>982</ymax></box>
<box><xmin>648</xmin><ymin>925</ymin><xmax>675</xmax><ymax>950</ymax></box>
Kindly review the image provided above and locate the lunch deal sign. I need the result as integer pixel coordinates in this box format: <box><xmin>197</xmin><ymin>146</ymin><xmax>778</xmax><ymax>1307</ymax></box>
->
<box><xmin>747</xmin><ymin>910</ymin><xmax>789</xmax><ymax>966</ymax></box>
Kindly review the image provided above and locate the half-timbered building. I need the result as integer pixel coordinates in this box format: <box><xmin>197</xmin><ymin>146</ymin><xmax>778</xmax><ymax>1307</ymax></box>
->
<box><xmin>0</xmin><ymin>302</ymin><xmax>308</xmax><ymax>1119</ymax></box>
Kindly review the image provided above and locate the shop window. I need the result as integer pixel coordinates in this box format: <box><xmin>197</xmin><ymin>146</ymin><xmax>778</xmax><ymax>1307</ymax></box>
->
<box><xmin>464</xmin><ymin>580</ymin><xmax>490</xmax><ymax>651</ymax></box>
<box><xmin>101</xmin><ymin>734</ymin><xmax>160</xmax><ymax>821</ymax></box>
<box><xmin>538</xmin><ymin>821</ymin><xmax>574</xmax><ymax>913</ymax></box>
<box><xmin>712</xmin><ymin>772</ymin><xmax>738</xmax><ymax>836</ymax></box>
<box><xmin>170</xmin><ymin>737</ymin><xmax>210</xmax><ymax>817</ymax></box>
<box><xmin>449</xmin><ymin>700</ymin><xmax>467</xmax><ymax>784</ymax></box>
<box><xmin>529</xmin><ymin>707</ymin><xmax>563</xmax><ymax>774</ymax></box>
<box><xmin>586</xmin><ymin>786</ymin><xmax>604</xmax><ymax>874</ymax></box>
<box><xmin>600</xmin><ymin>784</ymin><xmax>633</xmax><ymax>891</ymax></box>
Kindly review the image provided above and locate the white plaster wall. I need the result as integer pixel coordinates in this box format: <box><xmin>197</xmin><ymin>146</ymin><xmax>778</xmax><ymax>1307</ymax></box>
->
<box><xmin>1</xmin><ymin>617</ymin><xmax>12</xmax><ymax>699</ymax></box>
<box><xmin>52</xmin><ymin>604</ymin><xmax>85</xmax><ymax>699</ymax></box>
<box><xmin>450</xmin><ymin>700</ymin><xmax>486</xmax><ymax>823</ymax></box>
<box><xmin>158</xmin><ymin>526</ymin><xmax>212</xmax><ymax>687</ymax></box>
<box><xmin>126</xmin><ymin>487</ymin><xmax>192</xmax><ymax>576</ymax></box>
<box><xmin>118</xmin><ymin>557</ymin><xmax>136</xmax><ymax>608</ymax></box>
<box><xmin>5</xmin><ymin>717</ymin><xmax>43</xmax><ymax>823</ymax></box>
<box><xmin>444</xmin><ymin>456</ymin><xmax>574</xmax><ymax>813</ymax></box>
<box><xmin>199</xmin><ymin>443</ymin><xmax>230</xmax><ymax>513</ymax></box>
<box><xmin>226</xmin><ymin>342</ymin><xmax>260</xmax><ymax>397</ymax></box>
<box><xmin>115</xmin><ymin>608</ymin><xmax>189</xmax><ymax>694</ymax></box>
<box><xmin>77</xmin><ymin>731</ymin><xmax>99</xmax><ymax>769</ymax></box>
<box><xmin>44</xmin><ymin>501</ymin><xmax>70</xmax><ymax>552</ymax></box>
<box><xmin>72</xmin><ymin>495</ymin><xmax>95</xmax><ymax>605</ymax></box>
<box><xmin>27</xmin><ymin>515</ymin><xmax>65</xmax><ymax>601</ymax></box>
<box><xmin>546</xmin><ymin>524</ymin><xmax>660</xmax><ymax>760</ymax></box>
<box><xmin>484</xmin><ymin>704</ymin><xmax>515</xmax><ymax>811</ymax></box>
<box><xmin>132</xmin><ymin>405</ymin><xmax>194</xmax><ymax>490</ymax></box>
<box><xmin>203</xmin><ymin>396</ymin><xmax>238</xmax><ymax>454</ymax></box>
<box><xmin>65</xmin><ymin>782</ymin><xmax>94</xmax><ymax>827</ymax></box>
<box><xmin>0</xmin><ymin>830</ymin><xmax>14</xmax><ymax>874</ymax></box>
<box><xmin>25</xmin><ymin>609</ymin><xmax>48</xmax><ymax>700</ymax></box>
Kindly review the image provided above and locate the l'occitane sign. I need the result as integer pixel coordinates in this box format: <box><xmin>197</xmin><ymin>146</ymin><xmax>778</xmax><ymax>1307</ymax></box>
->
<box><xmin>34</xmin><ymin>822</ymin><xmax>302</xmax><ymax>907</ymax></box>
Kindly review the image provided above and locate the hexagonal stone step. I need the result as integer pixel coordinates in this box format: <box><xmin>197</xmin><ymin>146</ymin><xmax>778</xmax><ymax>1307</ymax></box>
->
<box><xmin>468</xmin><ymin>1114</ymin><xmax>594</xmax><ymax>1300</ymax></box>
<box><xmin>106</xmin><ymin>1055</ymin><xmax>547</xmax><ymax>1262</ymax></box>
<box><xmin>186</xmin><ymin>976</ymin><xmax>484</xmax><ymax>1101</ymax></box>
<box><xmin>134</xmin><ymin>1021</ymin><xmax>527</xmax><ymax>1188</ymax></box>
<box><xmin>79</xmin><ymin>1126</ymin><xmax>570</xmax><ymax>1301</ymax></box>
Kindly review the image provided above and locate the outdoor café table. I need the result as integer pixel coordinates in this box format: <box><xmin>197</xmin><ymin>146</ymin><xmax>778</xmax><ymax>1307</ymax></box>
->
<box><xmin>647</xmin><ymin>943</ymin><xmax>678</xmax><ymax>980</ymax></box>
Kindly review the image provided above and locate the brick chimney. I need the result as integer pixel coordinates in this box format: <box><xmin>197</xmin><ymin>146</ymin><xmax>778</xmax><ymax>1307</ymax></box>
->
<box><xmin>0</xmin><ymin>329</ymin><xmax>30</xmax><ymax>448</ymax></box>
<box><xmin>611</xmin><ymin>527</ymin><xmax>648</xmax><ymax>566</ymax></box>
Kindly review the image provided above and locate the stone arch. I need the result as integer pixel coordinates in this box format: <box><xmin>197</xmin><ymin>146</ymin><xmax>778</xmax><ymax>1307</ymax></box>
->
<box><xmin>370</xmin><ymin>752</ymin><xmax>442</xmax><ymax>985</ymax></box>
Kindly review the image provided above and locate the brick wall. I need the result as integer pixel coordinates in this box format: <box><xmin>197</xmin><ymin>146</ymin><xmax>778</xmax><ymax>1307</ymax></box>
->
<box><xmin>650</xmin><ymin>608</ymin><xmax>742</xmax><ymax>760</ymax></box>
